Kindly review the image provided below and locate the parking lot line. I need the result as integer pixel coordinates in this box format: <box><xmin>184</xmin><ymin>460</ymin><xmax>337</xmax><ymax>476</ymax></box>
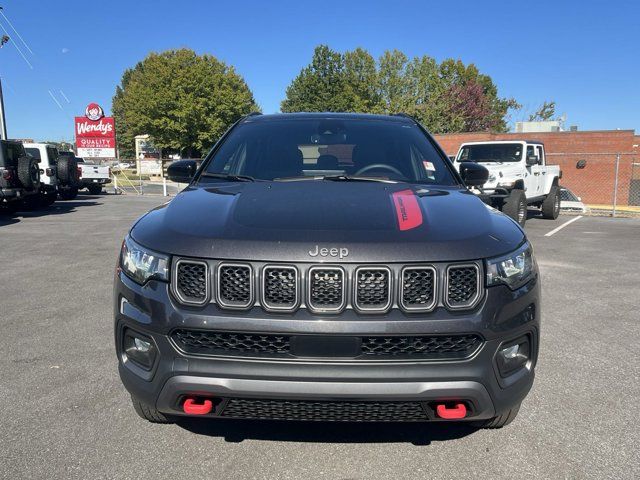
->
<box><xmin>544</xmin><ymin>215</ymin><xmax>583</xmax><ymax>237</ymax></box>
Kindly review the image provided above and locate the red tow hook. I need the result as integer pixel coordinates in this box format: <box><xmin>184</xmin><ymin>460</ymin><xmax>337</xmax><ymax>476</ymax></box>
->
<box><xmin>436</xmin><ymin>403</ymin><xmax>467</xmax><ymax>419</ymax></box>
<box><xmin>183</xmin><ymin>398</ymin><xmax>213</xmax><ymax>415</ymax></box>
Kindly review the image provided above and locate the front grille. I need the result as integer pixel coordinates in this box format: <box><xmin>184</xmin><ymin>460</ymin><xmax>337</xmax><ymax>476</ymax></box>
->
<box><xmin>446</xmin><ymin>264</ymin><xmax>481</xmax><ymax>309</ymax></box>
<box><xmin>308</xmin><ymin>267</ymin><xmax>345</xmax><ymax>312</ymax></box>
<box><xmin>354</xmin><ymin>267</ymin><xmax>391</xmax><ymax>312</ymax></box>
<box><xmin>400</xmin><ymin>266</ymin><xmax>436</xmax><ymax>311</ymax></box>
<box><xmin>217</xmin><ymin>264</ymin><xmax>253</xmax><ymax>308</ymax></box>
<box><xmin>361</xmin><ymin>334</ymin><xmax>481</xmax><ymax>359</ymax></box>
<box><xmin>262</xmin><ymin>266</ymin><xmax>298</xmax><ymax>311</ymax></box>
<box><xmin>172</xmin><ymin>330</ymin><xmax>290</xmax><ymax>356</ymax></box>
<box><xmin>175</xmin><ymin>261</ymin><xmax>208</xmax><ymax>304</ymax></box>
<box><xmin>171</xmin><ymin>329</ymin><xmax>481</xmax><ymax>360</ymax></box>
<box><xmin>220</xmin><ymin>398</ymin><xmax>428</xmax><ymax>422</ymax></box>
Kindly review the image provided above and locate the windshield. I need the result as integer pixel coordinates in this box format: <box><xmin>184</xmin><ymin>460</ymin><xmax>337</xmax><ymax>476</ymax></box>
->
<box><xmin>200</xmin><ymin>118</ymin><xmax>457</xmax><ymax>185</ymax></box>
<box><xmin>457</xmin><ymin>144</ymin><xmax>523</xmax><ymax>163</ymax></box>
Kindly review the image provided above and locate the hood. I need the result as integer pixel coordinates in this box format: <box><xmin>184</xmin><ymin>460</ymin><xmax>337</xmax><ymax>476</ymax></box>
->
<box><xmin>131</xmin><ymin>182</ymin><xmax>524</xmax><ymax>263</ymax></box>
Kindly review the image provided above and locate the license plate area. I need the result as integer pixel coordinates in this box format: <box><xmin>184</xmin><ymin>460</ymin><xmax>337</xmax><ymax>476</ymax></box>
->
<box><xmin>290</xmin><ymin>335</ymin><xmax>360</xmax><ymax>358</ymax></box>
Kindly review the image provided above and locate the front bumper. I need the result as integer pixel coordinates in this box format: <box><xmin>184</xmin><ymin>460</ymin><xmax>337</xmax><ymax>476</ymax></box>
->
<box><xmin>115</xmin><ymin>271</ymin><xmax>540</xmax><ymax>421</ymax></box>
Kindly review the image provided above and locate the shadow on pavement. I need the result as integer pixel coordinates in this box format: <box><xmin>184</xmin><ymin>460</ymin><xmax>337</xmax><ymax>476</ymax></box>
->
<box><xmin>177</xmin><ymin>418</ymin><xmax>478</xmax><ymax>445</ymax></box>
<box><xmin>3</xmin><ymin>199</ymin><xmax>101</xmax><ymax>221</ymax></box>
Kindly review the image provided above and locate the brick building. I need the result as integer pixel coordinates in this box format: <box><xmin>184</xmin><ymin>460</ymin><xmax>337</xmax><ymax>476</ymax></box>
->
<box><xmin>433</xmin><ymin>130</ymin><xmax>640</xmax><ymax>206</ymax></box>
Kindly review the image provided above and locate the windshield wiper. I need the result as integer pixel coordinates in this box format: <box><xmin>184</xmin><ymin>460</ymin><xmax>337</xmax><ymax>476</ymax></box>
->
<box><xmin>322</xmin><ymin>175</ymin><xmax>398</xmax><ymax>184</ymax></box>
<box><xmin>199</xmin><ymin>172</ymin><xmax>255</xmax><ymax>182</ymax></box>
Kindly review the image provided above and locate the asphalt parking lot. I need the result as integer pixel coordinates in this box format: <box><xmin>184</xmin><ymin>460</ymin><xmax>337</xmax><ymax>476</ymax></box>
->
<box><xmin>1</xmin><ymin>194</ymin><xmax>638</xmax><ymax>479</ymax></box>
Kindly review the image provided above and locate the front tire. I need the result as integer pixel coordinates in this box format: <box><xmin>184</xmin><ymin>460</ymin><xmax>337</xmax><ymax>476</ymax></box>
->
<box><xmin>502</xmin><ymin>189</ymin><xmax>527</xmax><ymax>227</ymax></box>
<box><xmin>130</xmin><ymin>396</ymin><xmax>173</xmax><ymax>423</ymax></box>
<box><xmin>541</xmin><ymin>185</ymin><xmax>561</xmax><ymax>219</ymax></box>
<box><xmin>476</xmin><ymin>403</ymin><xmax>521</xmax><ymax>429</ymax></box>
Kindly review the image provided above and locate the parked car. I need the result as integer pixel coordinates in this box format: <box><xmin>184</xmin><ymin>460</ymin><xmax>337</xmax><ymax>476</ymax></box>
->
<box><xmin>453</xmin><ymin>141</ymin><xmax>562</xmax><ymax>226</ymax></box>
<box><xmin>22</xmin><ymin>143</ymin><xmax>80</xmax><ymax>204</ymax></box>
<box><xmin>59</xmin><ymin>151</ymin><xmax>111</xmax><ymax>195</ymax></box>
<box><xmin>115</xmin><ymin>113</ymin><xmax>540</xmax><ymax>429</ymax></box>
<box><xmin>0</xmin><ymin>139</ymin><xmax>41</xmax><ymax>212</ymax></box>
<box><xmin>560</xmin><ymin>187</ymin><xmax>588</xmax><ymax>213</ymax></box>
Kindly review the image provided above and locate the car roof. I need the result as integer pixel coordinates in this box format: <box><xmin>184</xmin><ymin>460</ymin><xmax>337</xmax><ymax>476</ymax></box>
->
<box><xmin>241</xmin><ymin>112</ymin><xmax>414</xmax><ymax>124</ymax></box>
<box><xmin>459</xmin><ymin>140</ymin><xmax>544</xmax><ymax>146</ymax></box>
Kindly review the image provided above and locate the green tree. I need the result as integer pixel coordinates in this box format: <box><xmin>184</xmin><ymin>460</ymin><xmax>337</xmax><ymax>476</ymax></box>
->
<box><xmin>112</xmin><ymin>49</ymin><xmax>258</xmax><ymax>158</ymax></box>
<box><xmin>281</xmin><ymin>46</ymin><xmax>520</xmax><ymax>133</ymax></box>
<box><xmin>528</xmin><ymin>101</ymin><xmax>556</xmax><ymax>121</ymax></box>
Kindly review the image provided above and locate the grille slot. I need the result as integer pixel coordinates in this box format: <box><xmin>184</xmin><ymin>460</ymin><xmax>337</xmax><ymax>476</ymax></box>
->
<box><xmin>307</xmin><ymin>267</ymin><xmax>345</xmax><ymax>313</ymax></box>
<box><xmin>220</xmin><ymin>398</ymin><xmax>428</xmax><ymax>422</ymax></box>
<box><xmin>354</xmin><ymin>267</ymin><xmax>392</xmax><ymax>312</ymax></box>
<box><xmin>400</xmin><ymin>266</ymin><xmax>437</xmax><ymax>311</ymax></box>
<box><xmin>361</xmin><ymin>334</ymin><xmax>481</xmax><ymax>359</ymax></box>
<box><xmin>172</xmin><ymin>330</ymin><xmax>290</xmax><ymax>356</ymax></box>
<box><xmin>262</xmin><ymin>266</ymin><xmax>298</xmax><ymax>311</ymax></box>
<box><xmin>217</xmin><ymin>263</ymin><xmax>253</xmax><ymax>309</ymax></box>
<box><xmin>446</xmin><ymin>264</ymin><xmax>481</xmax><ymax>309</ymax></box>
<box><xmin>175</xmin><ymin>260</ymin><xmax>208</xmax><ymax>305</ymax></box>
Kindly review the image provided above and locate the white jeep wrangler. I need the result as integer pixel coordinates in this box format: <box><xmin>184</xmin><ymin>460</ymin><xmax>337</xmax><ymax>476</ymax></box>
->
<box><xmin>454</xmin><ymin>141</ymin><xmax>562</xmax><ymax>226</ymax></box>
<box><xmin>23</xmin><ymin>143</ymin><xmax>80</xmax><ymax>206</ymax></box>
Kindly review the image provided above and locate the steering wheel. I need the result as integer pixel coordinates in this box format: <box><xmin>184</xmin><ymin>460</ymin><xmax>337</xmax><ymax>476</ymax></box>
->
<box><xmin>355</xmin><ymin>164</ymin><xmax>404</xmax><ymax>177</ymax></box>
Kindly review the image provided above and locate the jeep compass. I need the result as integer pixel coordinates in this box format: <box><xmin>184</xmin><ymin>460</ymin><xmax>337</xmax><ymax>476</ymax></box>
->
<box><xmin>115</xmin><ymin>113</ymin><xmax>539</xmax><ymax>428</ymax></box>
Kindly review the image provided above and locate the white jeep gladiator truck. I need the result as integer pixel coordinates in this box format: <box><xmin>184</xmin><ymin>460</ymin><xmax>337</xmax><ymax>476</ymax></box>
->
<box><xmin>454</xmin><ymin>141</ymin><xmax>562</xmax><ymax>226</ymax></box>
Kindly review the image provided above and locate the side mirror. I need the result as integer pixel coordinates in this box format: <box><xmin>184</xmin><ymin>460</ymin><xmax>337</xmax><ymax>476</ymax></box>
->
<box><xmin>459</xmin><ymin>161</ymin><xmax>489</xmax><ymax>187</ymax></box>
<box><xmin>167</xmin><ymin>160</ymin><xmax>197</xmax><ymax>183</ymax></box>
<box><xmin>526</xmin><ymin>155</ymin><xmax>538</xmax><ymax>166</ymax></box>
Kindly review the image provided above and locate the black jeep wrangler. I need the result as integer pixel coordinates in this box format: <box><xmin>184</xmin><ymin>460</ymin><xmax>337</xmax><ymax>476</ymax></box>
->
<box><xmin>0</xmin><ymin>139</ymin><xmax>40</xmax><ymax>212</ymax></box>
<box><xmin>115</xmin><ymin>113</ymin><xmax>539</xmax><ymax>428</ymax></box>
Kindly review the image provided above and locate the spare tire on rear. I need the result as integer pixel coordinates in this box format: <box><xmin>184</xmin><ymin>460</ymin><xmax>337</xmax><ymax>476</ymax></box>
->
<box><xmin>17</xmin><ymin>156</ymin><xmax>40</xmax><ymax>191</ymax></box>
<box><xmin>57</xmin><ymin>156</ymin><xmax>79</xmax><ymax>187</ymax></box>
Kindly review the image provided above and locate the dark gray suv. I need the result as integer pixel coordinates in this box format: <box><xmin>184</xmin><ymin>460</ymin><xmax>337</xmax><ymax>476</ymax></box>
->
<box><xmin>114</xmin><ymin>113</ymin><xmax>539</xmax><ymax>428</ymax></box>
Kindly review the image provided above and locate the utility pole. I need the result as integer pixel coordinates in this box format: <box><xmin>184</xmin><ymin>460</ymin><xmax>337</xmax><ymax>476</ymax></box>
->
<box><xmin>0</xmin><ymin>30</ymin><xmax>9</xmax><ymax>140</ymax></box>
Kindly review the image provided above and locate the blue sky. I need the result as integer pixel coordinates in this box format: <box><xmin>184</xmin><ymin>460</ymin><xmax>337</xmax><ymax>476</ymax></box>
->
<box><xmin>0</xmin><ymin>0</ymin><xmax>638</xmax><ymax>141</ymax></box>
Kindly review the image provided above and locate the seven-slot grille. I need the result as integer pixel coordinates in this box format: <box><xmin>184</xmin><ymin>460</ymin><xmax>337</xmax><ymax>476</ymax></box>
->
<box><xmin>446</xmin><ymin>264</ymin><xmax>480</xmax><ymax>309</ymax></box>
<box><xmin>174</xmin><ymin>260</ymin><xmax>482</xmax><ymax>312</ymax></box>
<box><xmin>262</xmin><ymin>266</ymin><xmax>298</xmax><ymax>311</ymax></box>
<box><xmin>175</xmin><ymin>260</ymin><xmax>208</xmax><ymax>305</ymax></box>
<box><xmin>354</xmin><ymin>267</ymin><xmax>391</xmax><ymax>312</ymax></box>
<box><xmin>308</xmin><ymin>267</ymin><xmax>345</xmax><ymax>312</ymax></box>
<box><xmin>216</xmin><ymin>264</ymin><xmax>253</xmax><ymax>308</ymax></box>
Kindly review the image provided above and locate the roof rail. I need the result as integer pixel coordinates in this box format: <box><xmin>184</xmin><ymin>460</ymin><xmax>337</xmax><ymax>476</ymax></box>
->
<box><xmin>393</xmin><ymin>113</ymin><xmax>416</xmax><ymax>121</ymax></box>
<box><xmin>247</xmin><ymin>111</ymin><xmax>262</xmax><ymax>117</ymax></box>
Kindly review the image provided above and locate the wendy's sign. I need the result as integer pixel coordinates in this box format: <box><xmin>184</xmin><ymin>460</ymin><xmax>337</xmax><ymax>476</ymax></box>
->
<box><xmin>75</xmin><ymin>103</ymin><xmax>116</xmax><ymax>158</ymax></box>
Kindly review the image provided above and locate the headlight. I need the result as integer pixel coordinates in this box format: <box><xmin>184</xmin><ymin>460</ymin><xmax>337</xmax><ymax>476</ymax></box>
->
<box><xmin>486</xmin><ymin>242</ymin><xmax>535</xmax><ymax>290</ymax></box>
<box><xmin>120</xmin><ymin>235</ymin><xmax>169</xmax><ymax>285</ymax></box>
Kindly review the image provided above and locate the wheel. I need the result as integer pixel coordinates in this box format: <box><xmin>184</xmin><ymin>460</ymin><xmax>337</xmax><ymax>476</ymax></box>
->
<box><xmin>57</xmin><ymin>156</ymin><xmax>80</xmax><ymax>187</ymax></box>
<box><xmin>59</xmin><ymin>187</ymin><xmax>78</xmax><ymax>200</ymax></box>
<box><xmin>130</xmin><ymin>396</ymin><xmax>173</xmax><ymax>423</ymax></box>
<box><xmin>476</xmin><ymin>403</ymin><xmax>521</xmax><ymax>429</ymax></box>
<box><xmin>17</xmin><ymin>156</ymin><xmax>40</xmax><ymax>191</ymax></box>
<box><xmin>541</xmin><ymin>185</ymin><xmax>561</xmax><ymax>219</ymax></box>
<box><xmin>502</xmin><ymin>189</ymin><xmax>527</xmax><ymax>227</ymax></box>
<box><xmin>87</xmin><ymin>183</ymin><xmax>103</xmax><ymax>195</ymax></box>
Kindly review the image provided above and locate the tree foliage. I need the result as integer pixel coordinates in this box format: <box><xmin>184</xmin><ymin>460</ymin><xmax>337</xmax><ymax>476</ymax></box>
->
<box><xmin>281</xmin><ymin>45</ymin><xmax>520</xmax><ymax>133</ymax></box>
<box><xmin>112</xmin><ymin>49</ymin><xmax>259</xmax><ymax>157</ymax></box>
<box><xmin>528</xmin><ymin>101</ymin><xmax>556</xmax><ymax>122</ymax></box>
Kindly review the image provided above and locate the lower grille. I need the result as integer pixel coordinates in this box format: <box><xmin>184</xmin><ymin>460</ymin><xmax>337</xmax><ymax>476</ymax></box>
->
<box><xmin>220</xmin><ymin>398</ymin><xmax>428</xmax><ymax>422</ymax></box>
<box><xmin>171</xmin><ymin>329</ymin><xmax>482</xmax><ymax>360</ymax></box>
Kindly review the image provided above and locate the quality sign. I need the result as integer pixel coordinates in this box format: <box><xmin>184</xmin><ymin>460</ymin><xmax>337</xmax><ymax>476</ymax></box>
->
<box><xmin>75</xmin><ymin>103</ymin><xmax>116</xmax><ymax>158</ymax></box>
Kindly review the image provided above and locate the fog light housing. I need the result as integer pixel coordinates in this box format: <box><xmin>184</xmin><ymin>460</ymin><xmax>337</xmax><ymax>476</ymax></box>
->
<box><xmin>123</xmin><ymin>329</ymin><xmax>156</xmax><ymax>370</ymax></box>
<box><xmin>496</xmin><ymin>335</ymin><xmax>530</xmax><ymax>377</ymax></box>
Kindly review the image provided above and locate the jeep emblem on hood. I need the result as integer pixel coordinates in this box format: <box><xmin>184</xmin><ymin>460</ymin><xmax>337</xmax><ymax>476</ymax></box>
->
<box><xmin>308</xmin><ymin>245</ymin><xmax>349</xmax><ymax>259</ymax></box>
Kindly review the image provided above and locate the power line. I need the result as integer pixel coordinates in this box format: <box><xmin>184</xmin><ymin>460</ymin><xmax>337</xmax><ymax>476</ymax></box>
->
<box><xmin>0</xmin><ymin>20</ymin><xmax>32</xmax><ymax>69</ymax></box>
<box><xmin>0</xmin><ymin>9</ymin><xmax>33</xmax><ymax>56</ymax></box>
